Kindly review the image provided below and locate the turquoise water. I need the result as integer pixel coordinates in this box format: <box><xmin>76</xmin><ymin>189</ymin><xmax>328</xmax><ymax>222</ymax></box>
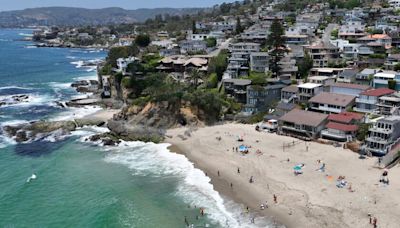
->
<box><xmin>0</xmin><ymin>29</ymin><xmax>270</xmax><ymax>228</ymax></box>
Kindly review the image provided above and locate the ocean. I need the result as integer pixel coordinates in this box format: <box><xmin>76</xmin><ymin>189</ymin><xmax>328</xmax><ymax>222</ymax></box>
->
<box><xmin>0</xmin><ymin>29</ymin><xmax>270</xmax><ymax>227</ymax></box>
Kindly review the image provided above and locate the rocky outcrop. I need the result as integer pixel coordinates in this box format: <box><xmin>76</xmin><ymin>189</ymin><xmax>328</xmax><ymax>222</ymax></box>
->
<box><xmin>107</xmin><ymin>120</ymin><xmax>164</xmax><ymax>143</ymax></box>
<box><xmin>3</xmin><ymin>121</ymin><xmax>77</xmax><ymax>142</ymax></box>
<box><xmin>0</xmin><ymin>94</ymin><xmax>30</xmax><ymax>107</ymax></box>
<box><xmin>2</xmin><ymin>119</ymin><xmax>105</xmax><ymax>142</ymax></box>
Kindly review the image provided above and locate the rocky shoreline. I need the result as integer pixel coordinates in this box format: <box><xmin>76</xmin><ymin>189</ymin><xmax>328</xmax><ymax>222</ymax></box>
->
<box><xmin>1</xmin><ymin>78</ymin><xmax>168</xmax><ymax>146</ymax></box>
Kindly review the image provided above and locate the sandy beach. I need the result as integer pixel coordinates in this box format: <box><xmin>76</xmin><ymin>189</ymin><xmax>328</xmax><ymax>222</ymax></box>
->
<box><xmin>165</xmin><ymin>123</ymin><xmax>400</xmax><ymax>228</ymax></box>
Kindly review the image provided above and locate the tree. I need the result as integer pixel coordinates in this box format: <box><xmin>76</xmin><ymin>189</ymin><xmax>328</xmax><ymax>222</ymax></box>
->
<box><xmin>189</xmin><ymin>68</ymin><xmax>205</xmax><ymax>88</ymax></box>
<box><xmin>106</xmin><ymin>47</ymin><xmax>129</xmax><ymax>67</ymax></box>
<box><xmin>388</xmin><ymin>80</ymin><xmax>397</xmax><ymax>90</ymax></box>
<box><xmin>135</xmin><ymin>34</ymin><xmax>151</xmax><ymax>47</ymax></box>
<box><xmin>205</xmin><ymin>37</ymin><xmax>217</xmax><ymax>47</ymax></box>
<box><xmin>394</xmin><ymin>63</ymin><xmax>400</xmax><ymax>71</ymax></box>
<box><xmin>297</xmin><ymin>52</ymin><xmax>313</xmax><ymax>79</ymax></box>
<box><xmin>208</xmin><ymin>50</ymin><xmax>228</xmax><ymax>81</ymax></box>
<box><xmin>192</xmin><ymin>20</ymin><xmax>197</xmax><ymax>34</ymax></box>
<box><xmin>235</xmin><ymin>17</ymin><xmax>243</xmax><ymax>34</ymax></box>
<box><xmin>266</xmin><ymin>18</ymin><xmax>287</xmax><ymax>77</ymax></box>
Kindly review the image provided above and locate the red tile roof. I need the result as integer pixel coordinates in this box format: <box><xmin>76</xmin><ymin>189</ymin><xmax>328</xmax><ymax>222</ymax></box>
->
<box><xmin>328</xmin><ymin>112</ymin><xmax>364</xmax><ymax>124</ymax></box>
<box><xmin>360</xmin><ymin>88</ymin><xmax>395</xmax><ymax>97</ymax></box>
<box><xmin>326</xmin><ymin>122</ymin><xmax>359</xmax><ymax>132</ymax></box>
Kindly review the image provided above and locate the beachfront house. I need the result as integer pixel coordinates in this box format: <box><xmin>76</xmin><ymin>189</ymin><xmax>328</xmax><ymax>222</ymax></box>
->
<box><xmin>223</xmin><ymin>79</ymin><xmax>252</xmax><ymax>104</ymax></box>
<box><xmin>364</xmin><ymin>115</ymin><xmax>400</xmax><ymax>156</ymax></box>
<box><xmin>308</xmin><ymin>92</ymin><xmax>356</xmax><ymax>114</ymax></box>
<box><xmin>377</xmin><ymin>92</ymin><xmax>400</xmax><ymax>115</ymax></box>
<box><xmin>297</xmin><ymin>83</ymin><xmax>324</xmax><ymax>103</ymax></box>
<box><xmin>281</xmin><ymin>85</ymin><xmax>298</xmax><ymax>103</ymax></box>
<box><xmin>330</xmin><ymin>83</ymin><xmax>371</xmax><ymax>97</ymax></box>
<box><xmin>245</xmin><ymin>84</ymin><xmax>286</xmax><ymax>113</ymax></box>
<box><xmin>354</xmin><ymin>88</ymin><xmax>395</xmax><ymax>113</ymax></box>
<box><xmin>321</xmin><ymin>112</ymin><xmax>364</xmax><ymax>142</ymax></box>
<box><xmin>279</xmin><ymin>109</ymin><xmax>329</xmax><ymax>139</ymax></box>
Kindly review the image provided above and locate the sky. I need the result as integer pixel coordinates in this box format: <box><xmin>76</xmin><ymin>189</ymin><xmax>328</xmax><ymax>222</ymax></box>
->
<box><xmin>0</xmin><ymin>0</ymin><xmax>235</xmax><ymax>11</ymax></box>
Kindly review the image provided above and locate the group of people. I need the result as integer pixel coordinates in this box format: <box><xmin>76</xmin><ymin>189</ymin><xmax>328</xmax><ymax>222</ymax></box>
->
<box><xmin>379</xmin><ymin>169</ymin><xmax>389</xmax><ymax>185</ymax></box>
<box><xmin>368</xmin><ymin>214</ymin><xmax>378</xmax><ymax>228</ymax></box>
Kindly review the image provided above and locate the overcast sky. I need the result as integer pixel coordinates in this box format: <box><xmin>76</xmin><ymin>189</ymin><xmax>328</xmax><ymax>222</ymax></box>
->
<box><xmin>0</xmin><ymin>0</ymin><xmax>235</xmax><ymax>11</ymax></box>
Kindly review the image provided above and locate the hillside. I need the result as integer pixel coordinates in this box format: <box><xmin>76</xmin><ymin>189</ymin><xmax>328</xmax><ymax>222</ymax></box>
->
<box><xmin>0</xmin><ymin>7</ymin><xmax>203</xmax><ymax>27</ymax></box>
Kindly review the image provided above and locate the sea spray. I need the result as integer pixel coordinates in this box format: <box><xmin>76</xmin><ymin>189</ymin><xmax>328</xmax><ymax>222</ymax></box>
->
<box><xmin>103</xmin><ymin>141</ymin><xmax>275</xmax><ymax>228</ymax></box>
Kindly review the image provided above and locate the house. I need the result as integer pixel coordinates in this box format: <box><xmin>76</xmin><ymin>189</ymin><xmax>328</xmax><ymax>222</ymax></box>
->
<box><xmin>245</xmin><ymin>84</ymin><xmax>286</xmax><ymax>113</ymax></box>
<box><xmin>229</xmin><ymin>42</ymin><xmax>261</xmax><ymax>53</ymax></box>
<box><xmin>305</xmin><ymin>43</ymin><xmax>340</xmax><ymax>68</ymax></box>
<box><xmin>355</xmin><ymin>88</ymin><xmax>395</xmax><ymax>113</ymax></box>
<box><xmin>321</xmin><ymin>112</ymin><xmax>364</xmax><ymax>142</ymax></box>
<box><xmin>364</xmin><ymin>115</ymin><xmax>400</xmax><ymax>156</ymax></box>
<box><xmin>281</xmin><ymin>85</ymin><xmax>298</xmax><ymax>103</ymax></box>
<box><xmin>250</xmin><ymin>52</ymin><xmax>269</xmax><ymax>72</ymax></box>
<box><xmin>389</xmin><ymin>0</ymin><xmax>400</xmax><ymax>9</ymax></box>
<box><xmin>240</xmin><ymin>29</ymin><xmax>269</xmax><ymax>42</ymax></box>
<box><xmin>377</xmin><ymin>92</ymin><xmax>400</xmax><ymax>115</ymax></box>
<box><xmin>116</xmin><ymin>57</ymin><xmax>139</xmax><ymax>75</ymax></box>
<box><xmin>330</xmin><ymin>39</ymin><xmax>361</xmax><ymax>60</ymax></box>
<box><xmin>384</xmin><ymin>54</ymin><xmax>400</xmax><ymax>70</ymax></box>
<box><xmin>357</xmin><ymin>34</ymin><xmax>392</xmax><ymax>49</ymax></box>
<box><xmin>284</xmin><ymin>34</ymin><xmax>308</xmax><ymax>45</ymax></box>
<box><xmin>330</xmin><ymin>83</ymin><xmax>371</xmax><ymax>97</ymax></box>
<box><xmin>297</xmin><ymin>83</ymin><xmax>324</xmax><ymax>103</ymax></box>
<box><xmin>338</xmin><ymin>21</ymin><xmax>366</xmax><ymax>40</ymax></box>
<box><xmin>223</xmin><ymin>79</ymin><xmax>252</xmax><ymax>104</ymax></box>
<box><xmin>309</xmin><ymin>68</ymin><xmax>348</xmax><ymax>77</ymax></box>
<box><xmin>157</xmin><ymin>31</ymin><xmax>169</xmax><ymax>39</ymax></box>
<box><xmin>372</xmin><ymin>71</ymin><xmax>400</xmax><ymax>90</ymax></box>
<box><xmin>187</xmin><ymin>33</ymin><xmax>212</xmax><ymax>41</ymax></box>
<box><xmin>355</xmin><ymin>68</ymin><xmax>380</xmax><ymax>85</ymax></box>
<box><xmin>179</xmin><ymin>40</ymin><xmax>207</xmax><ymax>54</ymax></box>
<box><xmin>336</xmin><ymin>69</ymin><xmax>359</xmax><ymax>83</ymax></box>
<box><xmin>279</xmin><ymin>109</ymin><xmax>329</xmax><ymax>138</ymax></box>
<box><xmin>308</xmin><ymin>76</ymin><xmax>335</xmax><ymax>87</ymax></box>
<box><xmin>309</xmin><ymin>92</ymin><xmax>356</xmax><ymax>114</ymax></box>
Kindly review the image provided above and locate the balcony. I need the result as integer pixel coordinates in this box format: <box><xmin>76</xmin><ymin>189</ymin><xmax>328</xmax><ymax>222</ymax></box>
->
<box><xmin>321</xmin><ymin>130</ymin><xmax>348</xmax><ymax>141</ymax></box>
<box><xmin>365</xmin><ymin>136</ymin><xmax>389</xmax><ymax>144</ymax></box>
<box><xmin>353</xmin><ymin>107</ymin><xmax>375</xmax><ymax>113</ymax></box>
<box><xmin>356</xmin><ymin>98</ymin><xmax>377</xmax><ymax>105</ymax></box>
<box><xmin>369</xmin><ymin>126</ymin><xmax>393</xmax><ymax>134</ymax></box>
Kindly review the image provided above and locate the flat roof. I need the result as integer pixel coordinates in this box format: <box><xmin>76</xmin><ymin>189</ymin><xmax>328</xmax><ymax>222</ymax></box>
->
<box><xmin>374</xmin><ymin>72</ymin><xmax>395</xmax><ymax>79</ymax></box>
<box><xmin>308</xmin><ymin>76</ymin><xmax>330</xmax><ymax>81</ymax></box>
<box><xmin>298</xmin><ymin>83</ymin><xmax>322</xmax><ymax>89</ymax></box>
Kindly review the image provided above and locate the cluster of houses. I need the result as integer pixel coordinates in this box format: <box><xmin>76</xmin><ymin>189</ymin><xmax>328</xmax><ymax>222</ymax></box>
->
<box><xmin>214</xmin><ymin>1</ymin><xmax>400</xmax><ymax>161</ymax></box>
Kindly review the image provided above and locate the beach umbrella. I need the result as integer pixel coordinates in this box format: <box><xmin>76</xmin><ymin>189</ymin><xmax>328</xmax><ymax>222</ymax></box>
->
<box><xmin>293</xmin><ymin>166</ymin><xmax>302</xmax><ymax>171</ymax></box>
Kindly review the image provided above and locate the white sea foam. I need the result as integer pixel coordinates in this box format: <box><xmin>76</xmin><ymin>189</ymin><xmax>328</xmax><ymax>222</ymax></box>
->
<box><xmin>0</xmin><ymin>86</ymin><xmax>33</xmax><ymax>91</ymax></box>
<box><xmin>0</xmin><ymin>119</ymin><xmax>30</xmax><ymax>127</ymax></box>
<box><xmin>66</xmin><ymin>56</ymin><xmax>77</xmax><ymax>59</ymax></box>
<box><xmin>0</xmin><ymin>93</ymin><xmax>56</xmax><ymax>108</ymax></box>
<box><xmin>104</xmin><ymin>142</ymin><xmax>275</xmax><ymax>228</ymax></box>
<box><xmin>50</xmin><ymin>105</ymin><xmax>102</xmax><ymax>121</ymax></box>
<box><xmin>0</xmin><ymin>135</ymin><xmax>17</xmax><ymax>149</ymax></box>
<box><xmin>71</xmin><ymin>60</ymin><xmax>84</xmax><ymax>68</ymax></box>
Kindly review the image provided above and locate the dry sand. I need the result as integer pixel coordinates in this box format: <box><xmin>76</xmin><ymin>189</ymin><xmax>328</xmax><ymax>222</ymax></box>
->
<box><xmin>165</xmin><ymin>123</ymin><xmax>400</xmax><ymax>228</ymax></box>
<box><xmin>83</xmin><ymin>109</ymin><xmax>119</xmax><ymax>122</ymax></box>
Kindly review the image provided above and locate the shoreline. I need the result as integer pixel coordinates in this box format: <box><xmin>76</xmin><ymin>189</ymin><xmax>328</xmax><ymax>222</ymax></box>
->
<box><xmin>166</xmin><ymin>144</ymin><xmax>294</xmax><ymax>228</ymax></box>
<box><xmin>164</xmin><ymin>124</ymin><xmax>400</xmax><ymax>228</ymax></box>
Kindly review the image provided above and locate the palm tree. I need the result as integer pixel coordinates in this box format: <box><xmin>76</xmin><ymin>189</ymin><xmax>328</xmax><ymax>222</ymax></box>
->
<box><xmin>189</xmin><ymin>68</ymin><xmax>204</xmax><ymax>88</ymax></box>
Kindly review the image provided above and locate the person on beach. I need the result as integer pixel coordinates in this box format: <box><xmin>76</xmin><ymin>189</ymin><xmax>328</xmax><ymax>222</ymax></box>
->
<box><xmin>230</xmin><ymin>183</ymin><xmax>233</xmax><ymax>188</ymax></box>
<box><xmin>273</xmin><ymin>194</ymin><xmax>277</xmax><ymax>204</ymax></box>
<box><xmin>200</xmin><ymin>208</ymin><xmax>205</xmax><ymax>216</ymax></box>
<box><xmin>373</xmin><ymin>217</ymin><xmax>377</xmax><ymax>228</ymax></box>
<box><xmin>368</xmin><ymin>214</ymin><xmax>372</xmax><ymax>224</ymax></box>
<box><xmin>237</xmin><ymin>167</ymin><xmax>240</xmax><ymax>174</ymax></box>
<box><xmin>265</xmin><ymin>201</ymin><xmax>269</xmax><ymax>208</ymax></box>
<box><xmin>260</xmin><ymin>204</ymin><xmax>265</xmax><ymax>210</ymax></box>
<box><xmin>249</xmin><ymin>176</ymin><xmax>254</xmax><ymax>183</ymax></box>
<box><xmin>184</xmin><ymin>216</ymin><xmax>189</xmax><ymax>226</ymax></box>
<box><xmin>217</xmin><ymin>170</ymin><xmax>220</xmax><ymax>176</ymax></box>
